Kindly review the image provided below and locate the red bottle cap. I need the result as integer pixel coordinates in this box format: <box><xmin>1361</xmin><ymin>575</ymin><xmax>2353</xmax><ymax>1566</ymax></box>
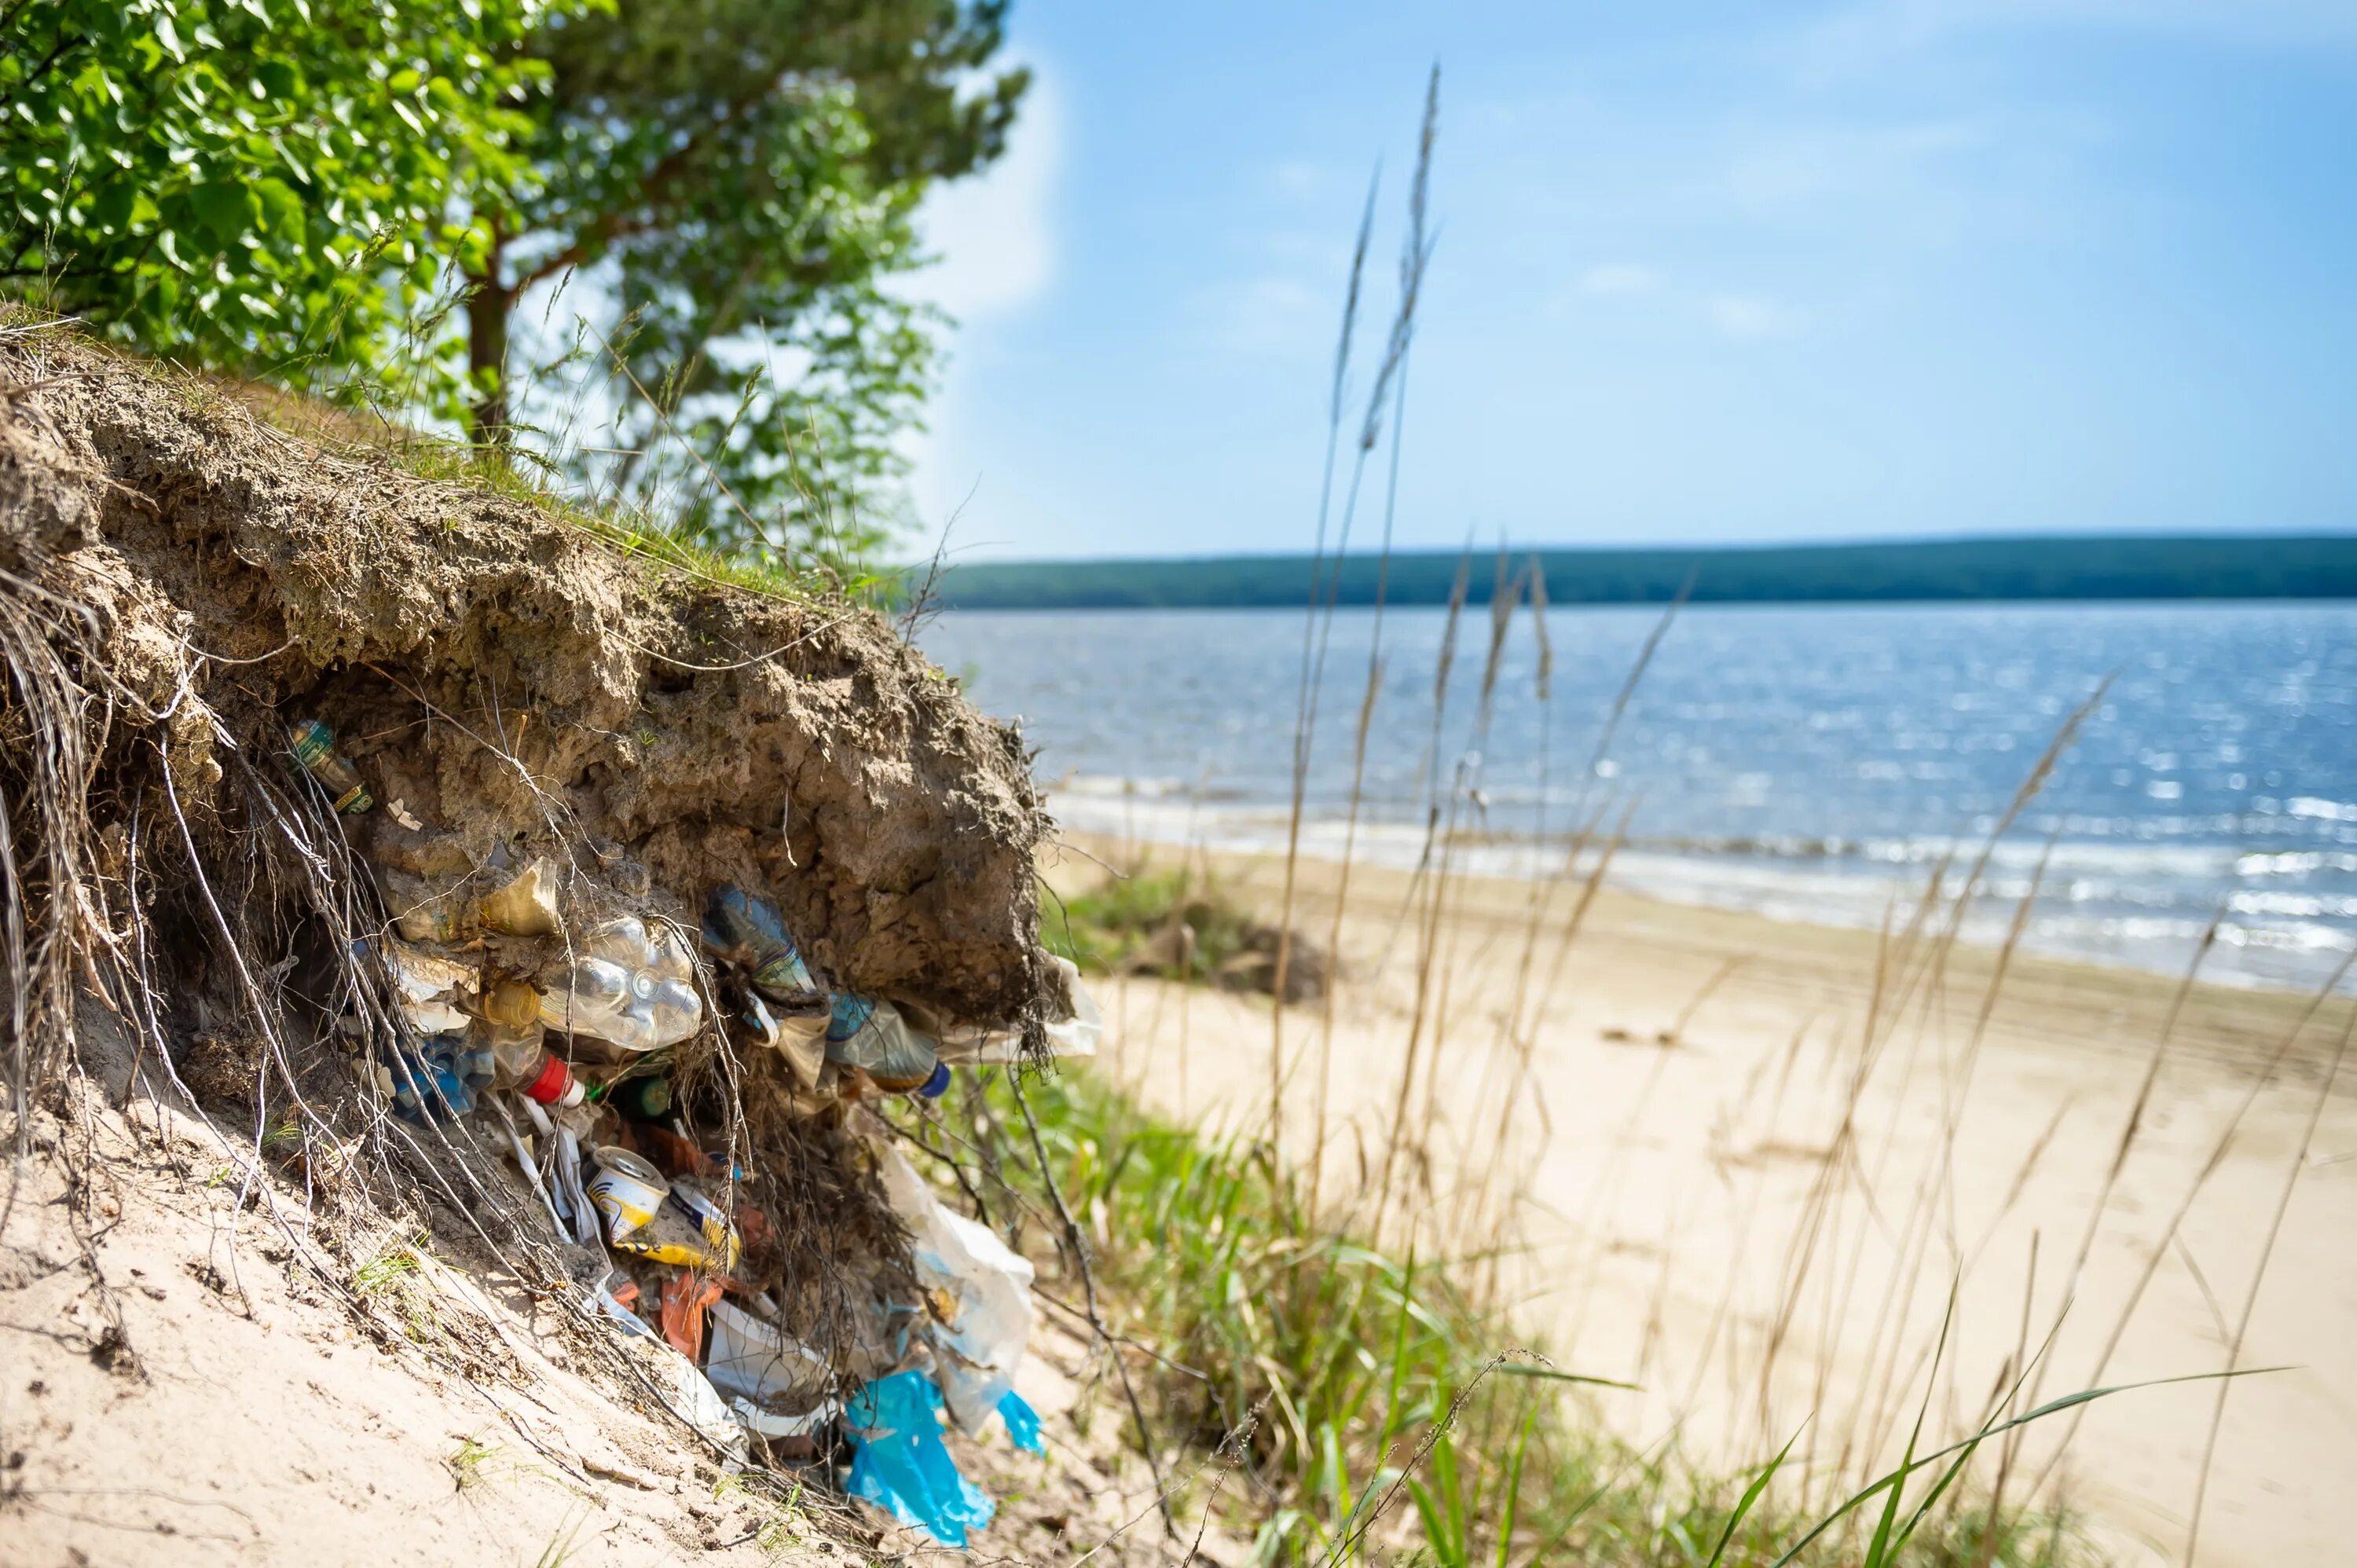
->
<box><xmin>522</xmin><ymin>1053</ymin><xmax>574</xmax><ymax>1105</ymax></box>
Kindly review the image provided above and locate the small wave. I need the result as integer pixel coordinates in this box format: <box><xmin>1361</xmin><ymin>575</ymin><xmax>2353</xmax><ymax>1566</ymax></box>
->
<box><xmin>2237</xmin><ymin>851</ymin><xmax>2357</xmax><ymax>877</ymax></box>
<box><xmin>1052</xmin><ymin>772</ymin><xmax>1200</xmax><ymax>800</ymax></box>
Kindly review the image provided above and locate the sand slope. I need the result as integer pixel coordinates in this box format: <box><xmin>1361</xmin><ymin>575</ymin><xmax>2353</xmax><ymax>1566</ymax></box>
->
<box><xmin>0</xmin><ymin>1079</ymin><xmax>1216</xmax><ymax>1566</ymax></box>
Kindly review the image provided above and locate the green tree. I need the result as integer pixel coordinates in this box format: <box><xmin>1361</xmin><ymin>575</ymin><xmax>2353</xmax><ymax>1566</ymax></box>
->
<box><xmin>476</xmin><ymin>0</ymin><xmax>1027</xmax><ymax>568</ymax></box>
<box><xmin>1</xmin><ymin>0</ymin><xmax>556</xmax><ymax>412</ymax></box>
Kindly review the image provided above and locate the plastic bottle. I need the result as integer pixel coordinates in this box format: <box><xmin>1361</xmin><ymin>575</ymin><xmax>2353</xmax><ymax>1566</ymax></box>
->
<box><xmin>537</xmin><ymin>916</ymin><xmax>701</xmax><ymax>1051</ymax></box>
<box><xmin>486</xmin><ymin>1027</ymin><xmax>545</xmax><ymax>1084</ymax></box>
<box><xmin>823</xmin><ymin>996</ymin><xmax>940</xmax><ymax>1093</ymax></box>
<box><xmin>394</xmin><ymin>859</ymin><xmax>561</xmax><ymax>945</ymax></box>
<box><xmin>702</xmin><ymin>887</ymin><xmax>820</xmax><ymax>1003</ymax></box>
<box><xmin>475</xmin><ymin>858</ymin><xmax>562</xmax><ymax>937</ymax></box>
<box><xmin>289</xmin><ymin>719</ymin><xmax>374</xmax><ymax>815</ymax></box>
<box><xmin>482</xmin><ymin>1022</ymin><xmax>582</xmax><ymax>1106</ymax></box>
<box><xmin>517</xmin><ymin>1051</ymin><xmax>586</xmax><ymax>1108</ymax></box>
<box><xmin>385</xmin><ymin>1031</ymin><xmax>493</xmax><ymax>1123</ymax></box>
<box><xmin>610</xmin><ymin>1075</ymin><xmax>673</xmax><ymax>1120</ymax></box>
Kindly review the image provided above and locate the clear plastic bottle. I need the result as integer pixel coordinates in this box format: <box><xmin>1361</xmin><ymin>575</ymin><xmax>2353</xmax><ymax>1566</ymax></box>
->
<box><xmin>484</xmin><ymin>1022</ymin><xmax>549</xmax><ymax>1084</ymax></box>
<box><xmin>823</xmin><ymin>996</ymin><xmax>940</xmax><ymax>1093</ymax></box>
<box><xmin>537</xmin><ymin>916</ymin><xmax>701</xmax><ymax>1051</ymax></box>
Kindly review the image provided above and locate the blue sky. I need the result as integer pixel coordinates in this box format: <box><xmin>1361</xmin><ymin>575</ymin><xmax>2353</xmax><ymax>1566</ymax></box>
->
<box><xmin>900</xmin><ymin>1</ymin><xmax>2357</xmax><ymax>561</ymax></box>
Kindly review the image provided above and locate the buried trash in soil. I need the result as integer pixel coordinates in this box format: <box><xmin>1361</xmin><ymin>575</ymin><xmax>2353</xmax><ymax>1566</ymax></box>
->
<box><xmin>0</xmin><ymin>338</ymin><xmax>1102</xmax><ymax>1557</ymax></box>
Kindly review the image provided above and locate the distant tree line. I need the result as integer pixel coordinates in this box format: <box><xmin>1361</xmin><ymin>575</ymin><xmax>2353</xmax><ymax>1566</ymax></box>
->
<box><xmin>925</xmin><ymin>536</ymin><xmax>2357</xmax><ymax>610</ymax></box>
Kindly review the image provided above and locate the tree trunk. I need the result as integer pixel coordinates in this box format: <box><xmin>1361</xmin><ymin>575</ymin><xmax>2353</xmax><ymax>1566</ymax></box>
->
<box><xmin>465</xmin><ymin>250</ymin><xmax>510</xmax><ymax>445</ymax></box>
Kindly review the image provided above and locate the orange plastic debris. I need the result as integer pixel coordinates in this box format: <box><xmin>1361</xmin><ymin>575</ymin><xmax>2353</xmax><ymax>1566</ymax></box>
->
<box><xmin>659</xmin><ymin>1270</ymin><xmax>725</xmax><ymax>1359</ymax></box>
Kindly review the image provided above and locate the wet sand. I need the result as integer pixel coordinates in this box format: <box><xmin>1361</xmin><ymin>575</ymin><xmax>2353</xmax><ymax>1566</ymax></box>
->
<box><xmin>1052</xmin><ymin>836</ymin><xmax>2357</xmax><ymax>1568</ymax></box>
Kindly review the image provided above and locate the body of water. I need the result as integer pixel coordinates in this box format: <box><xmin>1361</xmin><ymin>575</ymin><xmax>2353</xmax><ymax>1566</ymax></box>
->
<box><xmin>918</xmin><ymin>603</ymin><xmax>2357</xmax><ymax>994</ymax></box>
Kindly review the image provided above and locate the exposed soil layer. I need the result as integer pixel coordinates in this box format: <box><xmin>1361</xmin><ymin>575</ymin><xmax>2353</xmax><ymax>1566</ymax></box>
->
<box><xmin>0</xmin><ymin>330</ymin><xmax>1055</xmax><ymax>1031</ymax></box>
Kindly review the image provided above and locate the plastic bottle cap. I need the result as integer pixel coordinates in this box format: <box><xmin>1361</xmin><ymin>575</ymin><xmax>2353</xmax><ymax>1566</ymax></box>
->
<box><xmin>918</xmin><ymin>1061</ymin><xmax>951</xmax><ymax>1099</ymax></box>
<box><xmin>522</xmin><ymin>1053</ymin><xmax>575</xmax><ymax>1105</ymax></box>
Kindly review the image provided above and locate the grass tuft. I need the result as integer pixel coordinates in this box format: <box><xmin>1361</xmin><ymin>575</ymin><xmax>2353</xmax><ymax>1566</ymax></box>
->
<box><xmin>1047</xmin><ymin>862</ymin><xmax>1329</xmax><ymax>1002</ymax></box>
<box><xmin>929</xmin><ymin>1068</ymin><xmax>2098</xmax><ymax>1566</ymax></box>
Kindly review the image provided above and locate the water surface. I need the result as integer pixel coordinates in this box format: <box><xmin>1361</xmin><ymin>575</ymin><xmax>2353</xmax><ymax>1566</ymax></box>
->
<box><xmin>919</xmin><ymin>603</ymin><xmax>2357</xmax><ymax>993</ymax></box>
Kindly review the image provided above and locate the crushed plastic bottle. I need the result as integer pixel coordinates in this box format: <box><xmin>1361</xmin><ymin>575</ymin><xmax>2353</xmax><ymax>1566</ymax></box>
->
<box><xmin>702</xmin><ymin>886</ymin><xmax>820</xmax><ymax>1003</ymax></box>
<box><xmin>394</xmin><ymin>858</ymin><xmax>563</xmax><ymax>945</ymax></box>
<box><xmin>824</xmin><ymin>996</ymin><xmax>940</xmax><ymax>1094</ymax></box>
<box><xmin>536</xmin><ymin>916</ymin><xmax>701</xmax><ymax>1052</ymax></box>
<box><xmin>475</xmin><ymin>857</ymin><xmax>563</xmax><ymax>936</ymax></box>
<box><xmin>289</xmin><ymin>718</ymin><xmax>374</xmax><ymax>815</ymax></box>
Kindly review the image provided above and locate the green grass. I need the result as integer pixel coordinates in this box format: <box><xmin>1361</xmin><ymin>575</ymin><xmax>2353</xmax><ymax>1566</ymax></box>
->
<box><xmin>928</xmin><ymin>1069</ymin><xmax>2099</xmax><ymax>1566</ymax></box>
<box><xmin>448</xmin><ymin>1435</ymin><xmax>502</xmax><ymax>1492</ymax></box>
<box><xmin>1046</xmin><ymin>867</ymin><xmax>1255</xmax><ymax>978</ymax></box>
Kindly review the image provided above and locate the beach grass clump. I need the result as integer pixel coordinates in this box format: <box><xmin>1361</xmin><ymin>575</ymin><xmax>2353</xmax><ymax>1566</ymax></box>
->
<box><xmin>1046</xmin><ymin>865</ymin><xmax>1329</xmax><ymax>1001</ymax></box>
<box><xmin>924</xmin><ymin>1068</ymin><xmax>2093</xmax><ymax>1566</ymax></box>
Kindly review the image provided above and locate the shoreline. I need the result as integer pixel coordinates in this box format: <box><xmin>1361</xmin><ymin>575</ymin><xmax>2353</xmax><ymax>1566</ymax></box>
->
<box><xmin>1043</xmin><ymin>790</ymin><xmax>2357</xmax><ymax>1002</ymax></box>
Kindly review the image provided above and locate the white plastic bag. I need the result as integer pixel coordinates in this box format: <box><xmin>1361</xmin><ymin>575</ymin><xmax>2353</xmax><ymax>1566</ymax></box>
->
<box><xmin>922</xmin><ymin>954</ymin><xmax>1102</xmax><ymax>1064</ymax></box>
<box><xmin>872</xmin><ymin>1141</ymin><xmax>1036</xmax><ymax>1434</ymax></box>
<box><xmin>704</xmin><ymin>1299</ymin><xmax>839</xmax><ymax>1435</ymax></box>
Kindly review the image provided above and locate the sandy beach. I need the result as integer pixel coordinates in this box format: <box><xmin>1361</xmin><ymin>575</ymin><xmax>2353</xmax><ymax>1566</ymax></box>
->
<box><xmin>1050</xmin><ymin>834</ymin><xmax>2357</xmax><ymax>1568</ymax></box>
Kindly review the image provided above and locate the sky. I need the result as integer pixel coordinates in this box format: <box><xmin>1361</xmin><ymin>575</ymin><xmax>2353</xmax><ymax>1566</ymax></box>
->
<box><xmin>898</xmin><ymin>1</ymin><xmax>2357</xmax><ymax>562</ymax></box>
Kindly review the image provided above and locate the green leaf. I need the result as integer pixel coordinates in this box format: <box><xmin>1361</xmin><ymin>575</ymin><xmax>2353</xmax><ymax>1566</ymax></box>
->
<box><xmin>187</xmin><ymin>181</ymin><xmax>255</xmax><ymax>245</ymax></box>
<box><xmin>89</xmin><ymin>181</ymin><xmax>138</xmax><ymax>237</ymax></box>
<box><xmin>251</xmin><ymin>177</ymin><xmax>302</xmax><ymax>243</ymax></box>
<box><xmin>1706</xmin><ymin>1428</ymin><xmax>1801</xmax><ymax>1568</ymax></box>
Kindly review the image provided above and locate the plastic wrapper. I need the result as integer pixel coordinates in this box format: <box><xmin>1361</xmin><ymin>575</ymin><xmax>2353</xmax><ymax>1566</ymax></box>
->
<box><xmin>918</xmin><ymin>956</ymin><xmax>1102</xmax><ymax>1064</ymax></box>
<box><xmin>377</xmin><ymin>938</ymin><xmax>475</xmax><ymax>1035</ymax></box>
<box><xmin>704</xmin><ymin>1299</ymin><xmax>835</xmax><ymax>1425</ymax></box>
<box><xmin>873</xmin><ymin>1141</ymin><xmax>1036</xmax><ymax>1434</ymax></box>
<box><xmin>997</xmin><ymin>1390</ymin><xmax>1045</xmax><ymax>1454</ymax></box>
<box><xmin>844</xmin><ymin>1370</ymin><xmax>994</xmax><ymax>1548</ymax></box>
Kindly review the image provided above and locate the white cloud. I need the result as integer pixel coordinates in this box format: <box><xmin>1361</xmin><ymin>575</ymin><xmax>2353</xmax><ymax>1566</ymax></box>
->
<box><xmin>1707</xmin><ymin>294</ymin><xmax>1806</xmax><ymax>339</ymax></box>
<box><xmin>905</xmin><ymin>64</ymin><xmax>1063</xmax><ymax>320</ymax></box>
<box><xmin>1578</xmin><ymin>262</ymin><xmax>1665</xmax><ymax>296</ymax></box>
